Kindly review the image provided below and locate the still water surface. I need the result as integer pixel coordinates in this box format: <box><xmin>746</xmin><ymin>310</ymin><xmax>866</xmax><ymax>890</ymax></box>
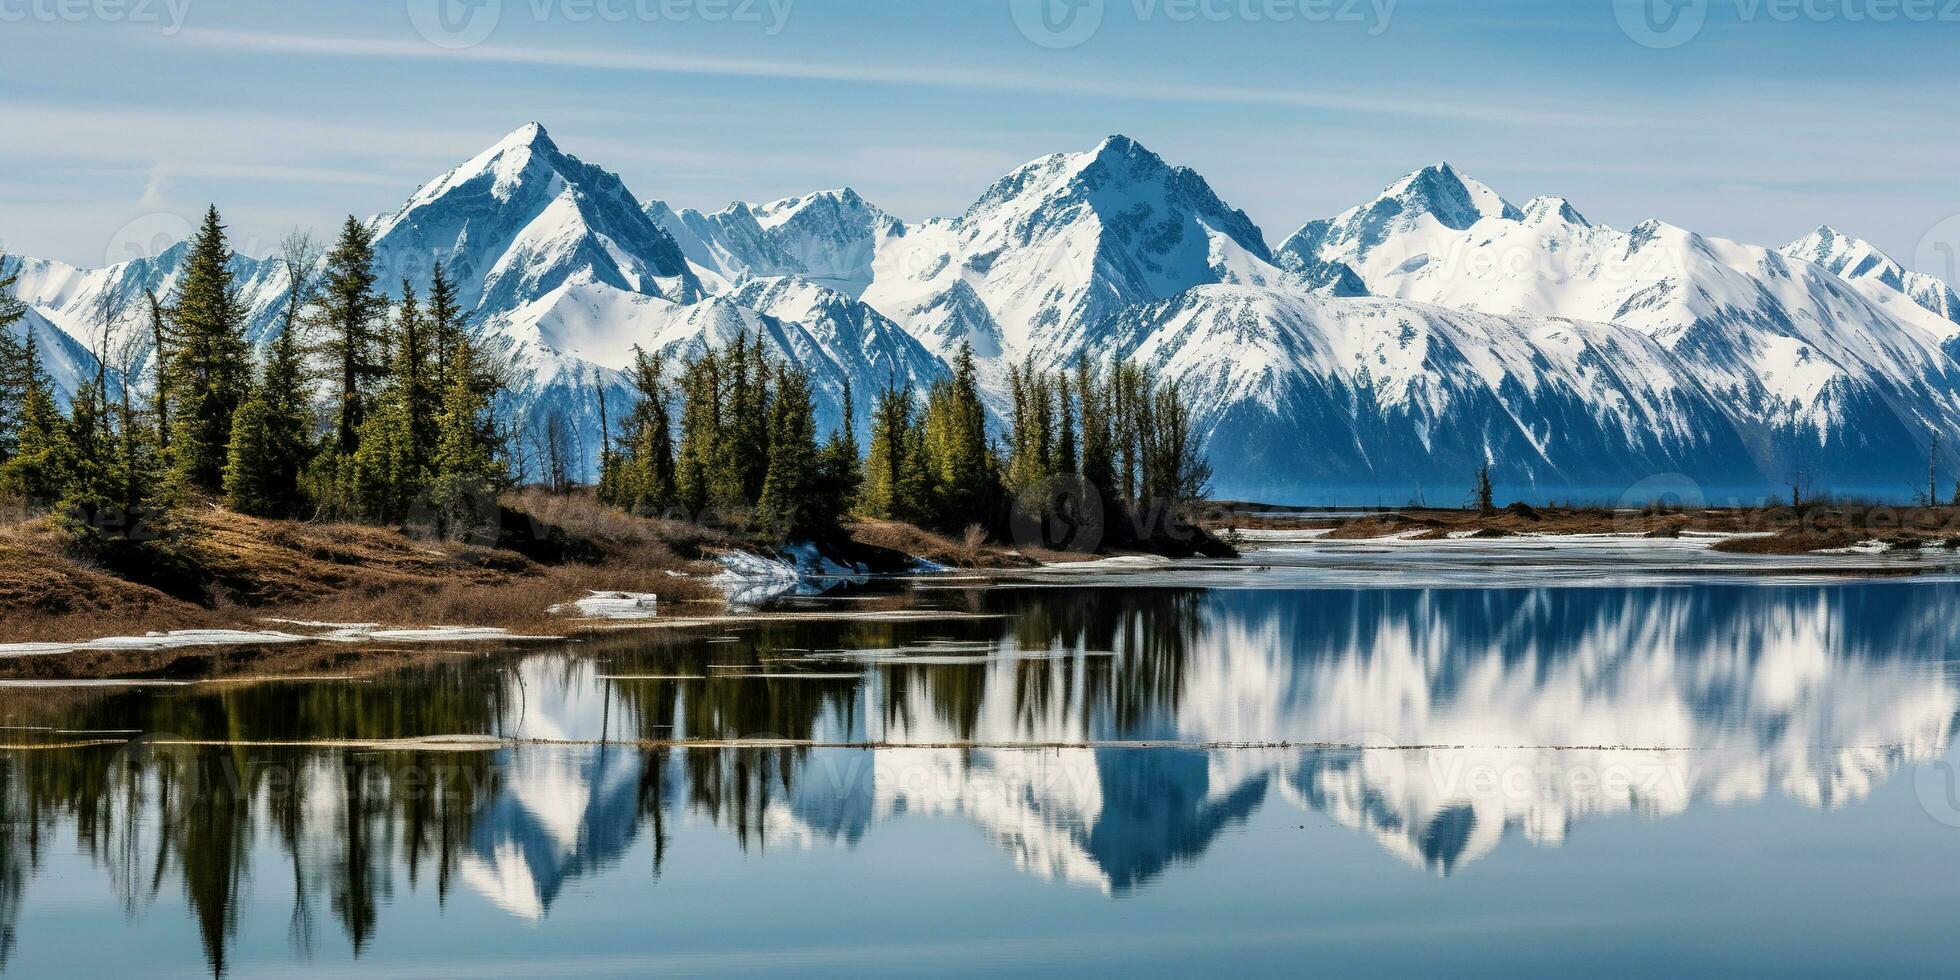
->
<box><xmin>6</xmin><ymin>543</ymin><xmax>1960</xmax><ymax>976</ymax></box>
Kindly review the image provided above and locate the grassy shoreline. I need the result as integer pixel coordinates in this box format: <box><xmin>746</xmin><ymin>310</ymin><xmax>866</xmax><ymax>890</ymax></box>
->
<box><xmin>1202</xmin><ymin>502</ymin><xmax>1960</xmax><ymax>554</ymax></box>
<box><xmin>1</xmin><ymin>489</ymin><xmax>1226</xmax><ymax>667</ymax></box>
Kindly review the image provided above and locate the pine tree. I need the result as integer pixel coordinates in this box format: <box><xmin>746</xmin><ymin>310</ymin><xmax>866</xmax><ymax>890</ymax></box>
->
<box><xmin>143</xmin><ymin>288</ymin><xmax>170</xmax><ymax>451</ymax></box>
<box><xmin>163</xmin><ymin>206</ymin><xmax>251</xmax><ymax>493</ymax></box>
<box><xmin>816</xmin><ymin>376</ymin><xmax>862</xmax><ymax>520</ymax></box>
<box><xmin>428</xmin><ymin>330</ymin><xmax>507</xmax><ymax>541</ymax></box>
<box><xmin>674</xmin><ymin>347</ymin><xmax>722</xmax><ymax>517</ymax></box>
<box><xmin>0</xmin><ymin>257</ymin><xmax>28</xmax><ymax>464</ymax></box>
<box><xmin>0</xmin><ymin>327</ymin><xmax>68</xmax><ymax>504</ymax></box>
<box><xmin>349</xmin><ymin>389</ymin><xmax>417</xmax><ymax>523</ymax></box>
<box><xmin>606</xmin><ymin>347</ymin><xmax>676</xmax><ymax>516</ymax></box>
<box><xmin>1077</xmin><ymin>356</ymin><xmax>1114</xmax><ymax>500</ymax></box>
<box><xmin>754</xmin><ymin>365</ymin><xmax>823</xmax><ymax>540</ymax></box>
<box><xmin>427</xmin><ymin>262</ymin><xmax>466</xmax><ymax>396</ymax></box>
<box><xmin>310</xmin><ymin>216</ymin><xmax>389</xmax><ymax>457</ymax></box>
<box><xmin>223</xmin><ymin>389</ymin><xmax>281</xmax><ymax>515</ymax></box>
<box><xmin>863</xmin><ymin>381</ymin><xmax>916</xmax><ymax>521</ymax></box>
<box><xmin>393</xmin><ymin>281</ymin><xmax>439</xmax><ymax>475</ymax></box>
<box><xmin>55</xmin><ymin>357</ymin><xmax>173</xmax><ymax>555</ymax></box>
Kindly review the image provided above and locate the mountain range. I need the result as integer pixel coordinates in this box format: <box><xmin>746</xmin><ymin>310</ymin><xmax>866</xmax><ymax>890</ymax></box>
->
<box><xmin>9</xmin><ymin>123</ymin><xmax>1960</xmax><ymax>502</ymax></box>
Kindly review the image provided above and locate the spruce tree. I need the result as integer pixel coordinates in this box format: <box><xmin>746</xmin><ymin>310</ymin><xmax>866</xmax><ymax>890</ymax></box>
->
<box><xmin>163</xmin><ymin>206</ymin><xmax>251</xmax><ymax>493</ymax></box>
<box><xmin>0</xmin><ymin>258</ymin><xmax>28</xmax><ymax>464</ymax></box>
<box><xmin>816</xmin><ymin>376</ymin><xmax>862</xmax><ymax>519</ymax></box>
<box><xmin>674</xmin><ymin>347</ymin><xmax>722</xmax><ymax>517</ymax></box>
<box><xmin>427</xmin><ymin>262</ymin><xmax>466</xmax><ymax>396</ymax></box>
<box><xmin>349</xmin><ymin>389</ymin><xmax>417</xmax><ymax>523</ymax></box>
<box><xmin>0</xmin><ymin>327</ymin><xmax>68</xmax><ymax>504</ymax></box>
<box><xmin>144</xmin><ymin>288</ymin><xmax>170</xmax><ymax>451</ymax></box>
<box><xmin>1077</xmin><ymin>356</ymin><xmax>1114</xmax><ymax>500</ymax></box>
<box><xmin>393</xmin><ymin>281</ymin><xmax>439</xmax><ymax>475</ymax></box>
<box><xmin>863</xmin><ymin>381</ymin><xmax>915</xmax><ymax>520</ymax></box>
<box><xmin>609</xmin><ymin>347</ymin><xmax>676</xmax><ymax>516</ymax></box>
<box><xmin>223</xmin><ymin>389</ymin><xmax>281</xmax><ymax>515</ymax></box>
<box><xmin>754</xmin><ymin>365</ymin><xmax>822</xmax><ymax>540</ymax></box>
<box><xmin>428</xmin><ymin>331</ymin><xmax>506</xmax><ymax>541</ymax></box>
<box><xmin>310</xmin><ymin>216</ymin><xmax>389</xmax><ymax>457</ymax></box>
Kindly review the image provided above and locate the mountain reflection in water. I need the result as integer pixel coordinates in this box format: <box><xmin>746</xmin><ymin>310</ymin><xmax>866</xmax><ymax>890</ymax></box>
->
<box><xmin>4</xmin><ymin>580</ymin><xmax>1959</xmax><ymax>975</ymax></box>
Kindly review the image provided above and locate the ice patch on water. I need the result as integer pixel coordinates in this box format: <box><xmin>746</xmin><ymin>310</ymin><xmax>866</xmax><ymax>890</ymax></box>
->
<box><xmin>0</xmin><ymin>629</ymin><xmax>311</xmax><ymax>658</ymax></box>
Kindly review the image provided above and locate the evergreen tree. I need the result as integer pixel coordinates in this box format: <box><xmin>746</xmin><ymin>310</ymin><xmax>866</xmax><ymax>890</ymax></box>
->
<box><xmin>163</xmin><ymin>206</ymin><xmax>251</xmax><ymax>493</ymax></box>
<box><xmin>0</xmin><ymin>327</ymin><xmax>67</xmax><ymax>503</ymax></box>
<box><xmin>428</xmin><ymin>331</ymin><xmax>506</xmax><ymax>541</ymax></box>
<box><xmin>863</xmin><ymin>381</ymin><xmax>916</xmax><ymax>521</ymax></box>
<box><xmin>605</xmin><ymin>347</ymin><xmax>676</xmax><ymax>516</ymax></box>
<box><xmin>223</xmin><ymin>389</ymin><xmax>281</xmax><ymax>515</ymax></box>
<box><xmin>310</xmin><ymin>216</ymin><xmax>389</xmax><ymax>457</ymax></box>
<box><xmin>143</xmin><ymin>288</ymin><xmax>170</xmax><ymax>451</ymax></box>
<box><xmin>0</xmin><ymin>258</ymin><xmax>28</xmax><ymax>464</ymax></box>
<box><xmin>349</xmin><ymin>389</ymin><xmax>417</xmax><ymax>523</ymax></box>
<box><xmin>921</xmin><ymin>342</ymin><xmax>996</xmax><ymax>527</ymax></box>
<box><xmin>816</xmin><ymin>376</ymin><xmax>862</xmax><ymax>519</ymax></box>
<box><xmin>754</xmin><ymin>365</ymin><xmax>824</xmax><ymax>540</ymax></box>
<box><xmin>1077</xmin><ymin>356</ymin><xmax>1115</xmax><ymax>499</ymax></box>
<box><xmin>427</xmin><ymin>262</ymin><xmax>466</xmax><ymax>395</ymax></box>
<box><xmin>674</xmin><ymin>347</ymin><xmax>723</xmax><ymax>516</ymax></box>
<box><xmin>393</xmin><ymin>281</ymin><xmax>439</xmax><ymax>475</ymax></box>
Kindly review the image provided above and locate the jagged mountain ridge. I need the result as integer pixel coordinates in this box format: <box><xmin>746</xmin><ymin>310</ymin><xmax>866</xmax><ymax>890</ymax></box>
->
<box><xmin>11</xmin><ymin>127</ymin><xmax>1960</xmax><ymax>500</ymax></box>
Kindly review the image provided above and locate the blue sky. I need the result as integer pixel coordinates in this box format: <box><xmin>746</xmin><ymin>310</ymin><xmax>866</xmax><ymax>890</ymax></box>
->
<box><xmin>3</xmin><ymin>0</ymin><xmax>1957</xmax><ymax>269</ymax></box>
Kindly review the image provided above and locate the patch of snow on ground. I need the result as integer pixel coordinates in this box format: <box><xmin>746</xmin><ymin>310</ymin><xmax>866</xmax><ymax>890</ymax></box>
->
<box><xmin>548</xmin><ymin>591</ymin><xmax>661</xmax><ymax>620</ymax></box>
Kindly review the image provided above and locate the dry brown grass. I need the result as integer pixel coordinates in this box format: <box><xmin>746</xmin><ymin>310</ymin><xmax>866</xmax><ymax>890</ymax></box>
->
<box><xmin>0</xmin><ymin>493</ymin><xmax>733</xmax><ymax>646</ymax></box>
<box><xmin>1216</xmin><ymin>502</ymin><xmax>1960</xmax><ymax>555</ymax></box>
<box><xmin>845</xmin><ymin>520</ymin><xmax>1043</xmax><ymax>568</ymax></box>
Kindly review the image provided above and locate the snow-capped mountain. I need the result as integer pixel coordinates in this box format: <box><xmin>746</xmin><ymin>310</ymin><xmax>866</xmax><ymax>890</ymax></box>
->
<box><xmin>858</xmin><ymin>135</ymin><xmax>1283</xmax><ymax>380</ymax></box>
<box><xmin>1274</xmin><ymin>163</ymin><xmax>1960</xmax><ymax>497</ymax></box>
<box><xmin>1779</xmin><ymin>226</ymin><xmax>1960</xmax><ymax>344</ymax></box>
<box><xmin>0</xmin><ymin>299</ymin><xmax>107</xmax><ymax>407</ymax></box>
<box><xmin>3</xmin><ymin>244</ymin><xmax>289</xmax><ymax>401</ymax></box>
<box><xmin>11</xmin><ymin>128</ymin><xmax>1960</xmax><ymax>500</ymax></box>
<box><xmin>368</xmin><ymin>122</ymin><xmax>701</xmax><ymax>318</ymax></box>
<box><xmin>1093</xmin><ymin>285</ymin><xmax>1761</xmax><ymax>500</ymax></box>
<box><xmin>649</xmin><ymin>187</ymin><xmax>902</xmax><ymax>295</ymax></box>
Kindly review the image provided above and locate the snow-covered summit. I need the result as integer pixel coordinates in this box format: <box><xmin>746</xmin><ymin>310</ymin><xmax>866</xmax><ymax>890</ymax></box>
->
<box><xmin>369</xmin><ymin>122</ymin><xmax>701</xmax><ymax>320</ymax></box>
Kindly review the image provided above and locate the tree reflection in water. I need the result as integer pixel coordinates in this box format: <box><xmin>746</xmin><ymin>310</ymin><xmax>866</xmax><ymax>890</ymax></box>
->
<box><xmin>3</xmin><ymin>580</ymin><xmax>1958</xmax><ymax>975</ymax></box>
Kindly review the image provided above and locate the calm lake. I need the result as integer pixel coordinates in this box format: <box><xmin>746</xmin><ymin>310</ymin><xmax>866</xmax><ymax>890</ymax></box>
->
<box><xmin>7</xmin><ymin>540</ymin><xmax>1960</xmax><ymax>977</ymax></box>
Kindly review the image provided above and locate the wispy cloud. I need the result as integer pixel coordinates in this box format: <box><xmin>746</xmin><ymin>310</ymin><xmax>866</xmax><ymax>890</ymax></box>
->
<box><xmin>170</xmin><ymin>27</ymin><xmax>1654</xmax><ymax>130</ymax></box>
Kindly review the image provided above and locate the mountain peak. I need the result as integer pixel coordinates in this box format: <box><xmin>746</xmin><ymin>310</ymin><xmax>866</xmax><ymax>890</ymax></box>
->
<box><xmin>501</xmin><ymin>121</ymin><xmax>553</xmax><ymax>149</ymax></box>
<box><xmin>1522</xmin><ymin>195</ymin><xmax>1589</xmax><ymax>228</ymax></box>
<box><xmin>1380</xmin><ymin>162</ymin><xmax>1518</xmax><ymax>229</ymax></box>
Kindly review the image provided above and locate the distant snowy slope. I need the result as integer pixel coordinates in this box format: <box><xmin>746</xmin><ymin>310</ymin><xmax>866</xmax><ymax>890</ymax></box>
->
<box><xmin>1095</xmin><ymin>284</ymin><xmax>1760</xmax><ymax>500</ymax></box>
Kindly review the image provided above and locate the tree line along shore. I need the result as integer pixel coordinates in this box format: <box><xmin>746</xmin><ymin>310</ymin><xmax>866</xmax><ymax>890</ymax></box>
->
<box><xmin>0</xmin><ymin>207</ymin><xmax>1227</xmax><ymax>642</ymax></box>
